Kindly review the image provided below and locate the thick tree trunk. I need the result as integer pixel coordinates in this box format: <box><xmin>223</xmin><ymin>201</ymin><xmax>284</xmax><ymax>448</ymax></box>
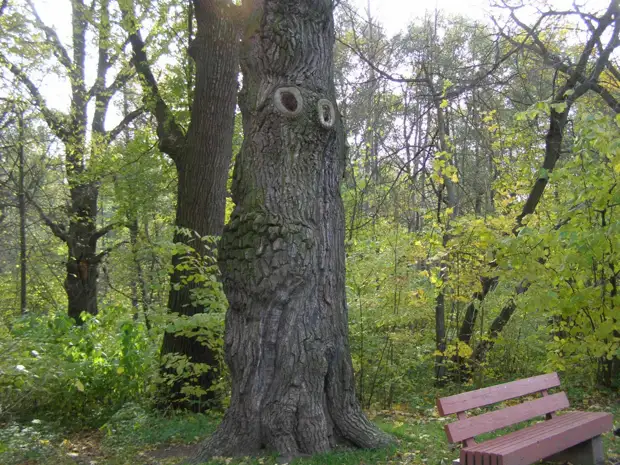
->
<box><xmin>65</xmin><ymin>182</ymin><xmax>100</xmax><ymax>322</ymax></box>
<box><xmin>192</xmin><ymin>0</ymin><xmax>391</xmax><ymax>460</ymax></box>
<box><xmin>159</xmin><ymin>0</ymin><xmax>240</xmax><ymax>411</ymax></box>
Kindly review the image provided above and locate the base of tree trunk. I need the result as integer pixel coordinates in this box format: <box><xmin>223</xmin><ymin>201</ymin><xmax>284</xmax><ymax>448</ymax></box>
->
<box><xmin>190</xmin><ymin>379</ymin><xmax>391</xmax><ymax>463</ymax></box>
<box><xmin>158</xmin><ymin>332</ymin><xmax>219</xmax><ymax>413</ymax></box>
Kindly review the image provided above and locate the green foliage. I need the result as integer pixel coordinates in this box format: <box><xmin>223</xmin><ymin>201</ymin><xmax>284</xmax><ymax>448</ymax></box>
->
<box><xmin>0</xmin><ymin>308</ymin><xmax>155</xmax><ymax>429</ymax></box>
<box><xmin>100</xmin><ymin>403</ymin><xmax>220</xmax><ymax>451</ymax></box>
<box><xmin>347</xmin><ymin>220</ymin><xmax>437</xmax><ymax>408</ymax></box>
<box><xmin>0</xmin><ymin>420</ymin><xmax>66</xmax><ymax>465</ymax></box>
<box><xmin>155</xmin><ymin>231</ymin><xmax>229</xmax><ymax>409</ymax></box>
<box><xmin>0</xmin><ymin>1</ymin><xmax>618</xmax><ymax>461</ymax></box>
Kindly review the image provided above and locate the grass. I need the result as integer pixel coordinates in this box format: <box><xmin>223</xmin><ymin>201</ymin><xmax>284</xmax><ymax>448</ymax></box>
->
<box><xmin>0</xmin><ymin>398</ymin><xmax>617</xmax><ymax>465</ymax></box>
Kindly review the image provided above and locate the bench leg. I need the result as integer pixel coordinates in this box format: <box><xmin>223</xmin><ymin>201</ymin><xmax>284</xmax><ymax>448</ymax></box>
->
<box><xmin>545</xmin><ymin>435</ymin><xmax>604</xmax><ymax>465</ymax></box>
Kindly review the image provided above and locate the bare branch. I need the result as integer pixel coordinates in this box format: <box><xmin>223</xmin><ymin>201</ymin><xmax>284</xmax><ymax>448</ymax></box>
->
<box><xmin>92</xmin><ymin>241</ymin><xmax>128</xmax><ymax>264</ymax></box>
<box><xmin>90</xmin><ymin>221</ymin><xmax>123</xmax><ymax>246</ymax></box>
<box><xmin>24</xmin><ymin>192</ymin><xmax>68</xmax><ymax>243</ymax></box>
<box><xmin>0</xmin><ymin>53</ymin><xmax>70</xmax><ymax>142</ymax></box>
<box><xmin>337</xmin><ymin>37</ymin><xmax>428</xmax><ymax>85</ymax></box>
<box><xmin>340</xmin><ymin>22</ymin><xmax>518</xmax><ymax>102</ymax></box>
<box><xmin>495</xmin><ymin>14</ymin><xmax>620</xmax><ymax>113</ymax></box>
<box><xmin>569</xmin><ymin>1</ymin><xmax>617</xmax><ymax>85</ymax></box>
<box><xmin>105</xmin><ymin>107</ymin><xmax>144</xmax><ymax>142</ymax></box>
<box><xmin>26</xmin><ymin>0</ymin><xmax>73</xmax><ymax>71</ymax></box>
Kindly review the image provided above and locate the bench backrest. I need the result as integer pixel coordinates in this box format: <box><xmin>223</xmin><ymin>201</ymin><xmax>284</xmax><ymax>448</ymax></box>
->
<box><xmin>437</xmin><ymin>373</ymin><xmax>567</xmax><ymax>444</ymax></box>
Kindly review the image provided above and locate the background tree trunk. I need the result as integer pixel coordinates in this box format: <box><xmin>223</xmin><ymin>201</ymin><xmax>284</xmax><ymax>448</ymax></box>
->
<box><xmin>192</xmin><ymin>0</ymin><xmax>391</xmax><ymax>460</ymax></box>
<box><xmin>17</xmin><ymin>109</ymin><xmax>27</xmax><ymax>315</ymax></box>
<box><xmin>64</xmin><ymin>183</ymin><xmax>100</xmax><ymax>322</ymax></box>
<box><xmin>158</xmin><ymin>0</ymin><xmax>241</xmax><ymax>411</ymax></box>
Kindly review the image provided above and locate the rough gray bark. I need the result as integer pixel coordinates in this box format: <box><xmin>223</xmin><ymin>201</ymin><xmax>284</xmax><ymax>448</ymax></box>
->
<box><xmin>191</xmin><ymin>0</ymin><xmax>391</xmax><ymax>460</ymax></box>
<box><xmin>159</xmin><ymin>0</ymin><xmax>240</xmax><ymax>411</ymax></box>
<box><xmin>123</xmin><ymin>0</ymin><xmax>241</xmax><ymax>409</ymax></box>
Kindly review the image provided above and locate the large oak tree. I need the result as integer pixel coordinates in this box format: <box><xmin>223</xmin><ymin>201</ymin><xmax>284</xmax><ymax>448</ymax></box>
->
<box><xmin>192</xmin><ymin>0</ymin><xmax>391</xmax><ymax>460</ymax></box>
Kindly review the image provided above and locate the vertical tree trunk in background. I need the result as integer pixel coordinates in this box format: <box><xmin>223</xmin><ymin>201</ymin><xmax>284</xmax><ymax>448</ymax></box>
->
<box><xmin>122</xmin><ymin>0</ymin><xmax>241</xmax><ymax>410</ymax></box>
<box><xmin>192</xmin><ymin>0</ymin><xmax>391</xmax><ymax>460</ymax></box>
<box><xmin>158</xmin><ymin>0</ymin><xmax>240</xmax><ymax>411</ymax></box>
<box><xmin>65</xmin><ymin>183</ymin><xmax>101</xmax><ymax>321</ymax></box>
<box><xmin>17</xmin><ymin>110</ymin><xmax>27</xmax><ymax>315</ymax></box>
<box><xmin>128</xmin><ymin>216</ymin><xmax>151</xmax><ymax>331</ymax></box>
<box><xmin>64</xmin><ymin>0</ymin><xmax>100</xmax><ymax>322</ymax></box>
<box><xmin>3</xmin><ymin>0</ymin><xmax>136</xmax><ymax>324</ymax></box>
<box><xmin>433</xmin><ymin>99</ymin><xmax>457</xmax><ymax>384</ymax></box>
<box><xmin>129</xmin><ymin>218</ymin><xmax>140</xmax><ymax>313</ymax></box>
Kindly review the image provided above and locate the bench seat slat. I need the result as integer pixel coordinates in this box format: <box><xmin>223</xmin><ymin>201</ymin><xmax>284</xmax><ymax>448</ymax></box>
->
<box><xmin>501</xmin><ymin>412</ymin><xmax>613</xmax><ymax>465</ymax></box>
<box><xmin>437</xmin><ymin>373</ymin><xmax>560</xmax><ymax>416</ymax></box>
<box><xmin>445</xmin><ymin>392</ymin><xmax>569</xmax><ymax>443</ymax></box>
<box><xmin>460</xmin><ymin>412</ymin><xmax>613</xmax><ymax>465</ymax></box>
<box><xmin>462</xmin><ymin>413</ymin><xmax>585</xmax><ymax>464</ymax></box>
<box><xmin>498</xmin><ymin>413</ymin><xmax>611</xmax><ymax>465</ymax></box>
<box><xmin>465</xmin><ymin>411</ymin><xmax>584</xmax><ymax>454</ymax></box>
<box><xmin>486</xmin><ymin>412</ymin><xmax>589</xmax><ymax>461</ymax></box>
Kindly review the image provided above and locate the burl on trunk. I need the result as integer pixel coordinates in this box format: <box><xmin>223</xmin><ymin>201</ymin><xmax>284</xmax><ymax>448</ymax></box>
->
<box><xmin>191</xmin><ymin>0</ymin><xmax>391</xmax><ymax>461</ymax></box>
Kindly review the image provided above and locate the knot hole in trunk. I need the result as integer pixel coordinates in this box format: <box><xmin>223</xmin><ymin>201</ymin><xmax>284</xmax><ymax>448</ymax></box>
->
<box><xmin>274</xmin><ymin>87</ymin><xmax>303</xmax><ymax>117</ymax></box>
<box><xmin>317</xmin><ymin>99</ymin><xmax>335</xmax><ymax>129</ymax></box>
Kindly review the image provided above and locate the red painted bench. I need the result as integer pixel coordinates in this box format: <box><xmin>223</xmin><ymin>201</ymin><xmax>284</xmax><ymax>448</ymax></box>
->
<box><xmin>436</xmin><ymin>373</ymin><xmax>613</xmax><ymax>465</ymax></box>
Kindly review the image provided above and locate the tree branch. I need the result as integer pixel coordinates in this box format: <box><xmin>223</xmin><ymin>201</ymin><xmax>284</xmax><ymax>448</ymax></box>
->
<box><xmin>499</xmin><ymin>2</ymin><xmax>620</xmax><ymax>113</ymax></box>
<box><xmin>119</xmin><ymin>1</ymin><xmax>185</xmax><ymax>160</ymax></box>
<box><xmin>92</xmin><ymin>241</ymin><xmax>128</xmax><ymax>264</ymax></box>
<box><xmin>91</xmin><ymin>0</ymin><xmax>112</xmax><ymax>135</ymax></box>
<box><xmin>340</xmin><ymin>22</ymin><xmax>518</xmax><ymax>103</ymax></box>
<box><xmin>106</xmin><ymin>107</ymin><xmax>144</xmax><ymax>142</ymax></box>
<box><xmin>90</xmin><ymin>222</ymin><xmax>122</xmax><ymax>246</ymax></box>
<box><xmin>0</xmin><ymin>53</ymin><xmax>70</xmax><ymax>142</ymax></box>
<box><xmin>26</xmin><ymin>0</ymin><xmax>73</xmax><ymax>71</ymax></box>
<box><xmin>24</xmin><ymin>191</ymin><xmax>68</xmax><ymax>243</ymax></box>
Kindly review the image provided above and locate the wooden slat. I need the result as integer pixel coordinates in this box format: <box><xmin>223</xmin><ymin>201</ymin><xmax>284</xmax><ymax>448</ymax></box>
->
<box><xmin>463</xmin><ymin>411</ymin><xmax>607</xmax><ymax>464</ymax></box>
<box><xmin>457</xmin><ymin>411</ymin><xmax>476</xmax><ymax>447</ymax></box>
<box><xmin>541</xmin><ymin>390</ymin><xmax>555</xmax><ymax>419</ymax></box>
<box><xmin>487</xmin><ymin>412</ymin><xmax>587</xmax><ymax>462</ymax></box>
<box><xmin>444</xmin><ymin>392</ymin><xmax>569</xmax><ymax>443</ymax></box>
<box><xmin>500</xmin><ymin>412</ymin><xmax>613</xmax><ymax>465</ymax></box>
<box><xmin>493</xmin><ymin>412</ymin><xmax>608</xmax><ymax>457</ymax></box>
<box><xmin>463</xmin><ymin>412</ymin><xmax>583</xmax><ymax>455</ymax></box>
<box><xmin>437</xmin><ymin>373</ymin><xmax>561</xmax><ymax>416</ymax></box>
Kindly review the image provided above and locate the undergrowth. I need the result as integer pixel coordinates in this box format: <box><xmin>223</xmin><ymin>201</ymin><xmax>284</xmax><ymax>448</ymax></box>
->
<box><xmin>1</xmin><ymin>393</ymin><xmax>617</xmax><ymax>465</ymax></box>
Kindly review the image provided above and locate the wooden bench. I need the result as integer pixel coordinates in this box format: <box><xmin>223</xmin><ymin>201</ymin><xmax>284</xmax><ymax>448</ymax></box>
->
<box><xmin>436</xmin><ymin>373</ymin><xmax>613</xmax><ymax>465</ymax></box>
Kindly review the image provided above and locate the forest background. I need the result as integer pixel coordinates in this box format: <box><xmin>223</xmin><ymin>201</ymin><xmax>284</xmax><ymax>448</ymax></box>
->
<box><xmin>0</xmin><ymin>0</ymin><xmax>618</xmax><ymax>463</ymax></box>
